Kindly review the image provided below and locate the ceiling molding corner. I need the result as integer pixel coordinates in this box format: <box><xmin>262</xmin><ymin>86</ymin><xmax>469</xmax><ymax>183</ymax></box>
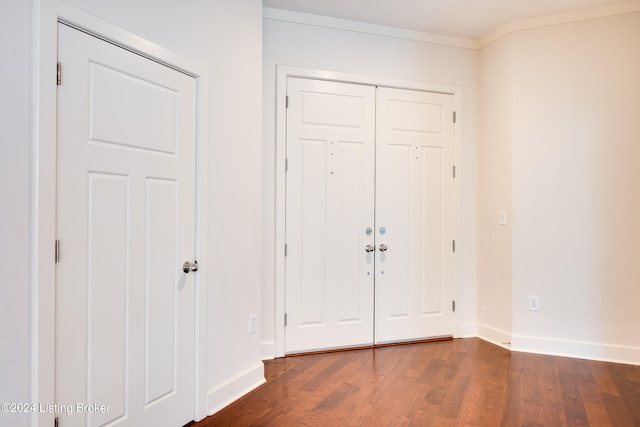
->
<box><xmin>478</xmin><ymin>0</ymin><xmax>640</xmax><ymax>48</ymax></box>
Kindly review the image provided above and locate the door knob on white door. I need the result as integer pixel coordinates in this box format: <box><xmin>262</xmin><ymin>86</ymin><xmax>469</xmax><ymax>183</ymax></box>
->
<box><xmin>365</xmin><ymin>245</ymin><xmax>375</xmax><ymax>253</ymax></box>
<box><xmin>183</xmin><ymin>260</ymin><xmax>198</xmax><ymax>273</ymax></box>
<box><xmin>379</xmin><ymin>244</ymin><xmax>388</xmax><ymax>252</ymax></box>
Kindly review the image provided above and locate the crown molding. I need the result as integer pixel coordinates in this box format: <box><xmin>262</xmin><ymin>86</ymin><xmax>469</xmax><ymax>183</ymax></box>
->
<box><xmin>264</xmin><ymin>2</ymin><xmax>640</xmax><ymax>51</ymax></box>
<box><xmin>479</xmin><ymin>1</ymin><xmax>640</xmax><ymax>47</ymax></box>
<box><xmin>262</xmin><ymin>7</ymin><xmax>479</xmax><ymax>50</ymax></box>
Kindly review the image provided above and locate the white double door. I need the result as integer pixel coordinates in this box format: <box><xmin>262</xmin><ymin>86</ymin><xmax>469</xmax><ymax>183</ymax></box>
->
<box><xmin>285</xmin><ymin>78</ymin><xmax>456</xmax><ymax>353</ymax></box>
<box><xmin>55</xmin><ymin>24</ymin><xmax>197</xmax><ymax>426</ymax></box>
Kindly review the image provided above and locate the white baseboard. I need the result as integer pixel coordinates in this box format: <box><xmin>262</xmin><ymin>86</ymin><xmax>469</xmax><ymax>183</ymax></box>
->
<box><xmin>265</xmin><ymin>329</ymin><xmax>640</xmax><ymax>366</ymax></box>
<box><xmin>470</xmin><ymin>322</ymin><xmax>640</xmax><ymax>365</ymax></box>
<box><xmin>476</xmin><ymin>323</ymin><xmax>512</xmax><ymax>350</ymax></box>
<box><xmin>261</xmin><ymin>341</ymin><xmax>276</xmax><ymax>360</ymax></box>
<box><xmin>207</xmin><ymin>362</ymin><xmax>266</xmax><ymax>416</ymax></box>
<box><xmin>511</xmin><ymin>334</ymin><xmax>640</xmax><ymax>366</ymax></box>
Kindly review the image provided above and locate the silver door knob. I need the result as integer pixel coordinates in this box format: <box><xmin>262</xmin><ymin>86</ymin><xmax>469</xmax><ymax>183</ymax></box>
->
<box><xmin>365</xmin><ymin>245</ymin><xmax>375</xmax><ymax>253</ymax></box>
<box><xmin>379</xmin><ymin>244</ymin><xmax>388</xmax><ymax>252</ymax></box>
<box><xmin>183</xmin><ymin>260</ymin><xmax>198</xmax><ymax>273</ymax></box>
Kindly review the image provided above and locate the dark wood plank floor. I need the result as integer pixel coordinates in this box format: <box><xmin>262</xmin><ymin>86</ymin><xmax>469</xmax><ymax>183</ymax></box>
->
<box><xmin>192</xmin><ymin>338</ymin><xmax>640</xmax><ymax>426</ymax></box>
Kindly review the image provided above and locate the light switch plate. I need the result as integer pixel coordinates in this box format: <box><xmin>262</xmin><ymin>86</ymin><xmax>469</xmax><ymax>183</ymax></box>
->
<box><xmin>499</xmin><ymin>211</ymin><xmax>508</xmax><ymax>225</ymax></box>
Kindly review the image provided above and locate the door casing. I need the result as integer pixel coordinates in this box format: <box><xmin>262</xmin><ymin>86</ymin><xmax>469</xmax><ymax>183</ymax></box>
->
<box><xmin>33</xmin><ymin>3</ymin><xmax>210</xmax><ymax>425</ymax></box>
<box><xmin>274</xmin><ymin>65</ymin><xmax>463</xmax><ymax>358</ymax></box>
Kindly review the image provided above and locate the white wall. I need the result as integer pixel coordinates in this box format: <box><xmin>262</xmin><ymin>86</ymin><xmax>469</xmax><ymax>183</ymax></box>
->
<box><xmin>477</xmin><ymin>34</ymin><xmax>514</xmax><ymax>346</ymax></box>
<box><xmin>510</xmin><ymin>12</ymin><xmax>640</xmax><ymax>362</ymax></box>
<box><xmin>261</xmin><ymin>11</ymin><xmax>480</xmax><ymax>355</ymax></box>
<box><xmin>479</xmin><ymin>11</ymin><xmax>640</xmax><ymax>363</ymax></box>
<box><xmin>0</xmin><ymin>1</ymin><xmax>33</xmax><ymax>426</ymax></box>
<box><xmin>2</xmin><ymin>1</ymin><xmax>264</xmax><ymax>425</ymax></box>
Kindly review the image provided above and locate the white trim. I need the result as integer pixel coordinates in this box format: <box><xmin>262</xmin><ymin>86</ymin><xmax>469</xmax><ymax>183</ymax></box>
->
<box><xmin>479</xmin><ymin>1</ymin><xmax>640</xmax><ymax>47</ymax></box>
<box><xmin>193</xmin><ymin>50</ymin><xmax>210</xmax><ymax>427</ymax></box>
<box><xmin>207</xmin><ymin>363</ymin><xmax>266</xmax><ymax>416</ymax></box>
<box><xmin>263</xmin><ymin>7</ymin><xmax>478</xmax><ymax>50</ymax></box>
<box><xmin>476</xmin><ymin>323</ymin><xmax>512</xmax><ymax>350</ymax></box>
<box><xmin>33</xmin><ymin>1</ymin><xmax>209</xmax><ymax>425</ymax></box>
<box><xmin>261</xmin><ymin>341</ymin><xmax>276</xmax><ymax>361</ymax></box>
<box><xmin>33</xmin><ymin>2</ymin><xmax>59</xmax><ymax>425</ymax></box>
<box><xmin>264</xmin><ymin>3</ymin><xmax>640</xmax><ymax>51</ymax></box>
<box><xmin>274</xmin><ymin>65</ymin><xmax>464</xmax><ymax>357</ymax></box>
<box><xmin>511</xmin><ymin>335</ymin><xmax>640</xmax><ymax>366</ymax></box>
<box><xmin>459</xmin><ymin>322</ymin><xmax>478</xmax><ymax>338</ymax></box>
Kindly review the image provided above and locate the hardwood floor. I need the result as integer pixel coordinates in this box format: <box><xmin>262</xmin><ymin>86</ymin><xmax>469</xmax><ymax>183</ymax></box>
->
<box><xmin>193</xmin><ymin>338</ymin><xmax>640</xmax><ymax>426</ymax></box>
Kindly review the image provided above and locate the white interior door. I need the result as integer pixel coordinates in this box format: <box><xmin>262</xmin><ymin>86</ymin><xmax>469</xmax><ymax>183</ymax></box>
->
<box><xmin>375</xmin><ymin>87</ymin><xmax>455</xmax><ymax>344</ymax></box>
<box><xmin>55</xmin><ymin>23</ymin><xmax>197</xmax><ymax>426</ymax></box>
<box><xmin>285</xmin><ymin>78</ymin><xmax>376</xmax><ymax>353</ymax></box>
<box><xmin>284</xmin><ymin>79</ymin><xmax>455</xmax><ymax>353</ymax></box>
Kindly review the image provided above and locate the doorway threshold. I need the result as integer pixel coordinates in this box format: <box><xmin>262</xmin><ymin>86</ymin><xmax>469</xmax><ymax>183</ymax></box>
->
<box><xmin>284</xmin><ymin>336</ymin><xmax>453</xmax><ymax>358</ymax></box>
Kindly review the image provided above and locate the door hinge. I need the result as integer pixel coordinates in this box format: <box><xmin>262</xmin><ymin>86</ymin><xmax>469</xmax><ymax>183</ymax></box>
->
<box><xmin>453</xmin><ymin>165</ymin><xmax>456</xmax><ymax>178</ymax></box>
<box><xmin>284</xmin><ymin>244</ymin><xmax>288</xmax><ymax>257</ymax></box>
<box><xmin>285</xmin><ymin>95</ymin><xmax>289</xmax><ymax>109</ymax></box>
<box><xmin>284</xmin><ymin>313</ymin><xmax>288</xmax><ymax>326</ymax></box>
<box><xmin>55</xmin><ymin>240</ymin><xmax>60</xmax><ymax>263</ymax></box>
<box><xmin>452</xmin><ymin>240</ymin><xmax>456</xmax><ymax>252</ymax></box>
<box><xmin>285</xmin><ymin>158</ymin><xmax>288</xmax><ymax>172</ymax></box>
<box><xmin>453</xmin><ymin>111</ymin><xmax>457</xmax><ymax>123</ymax></box>
<box><xmin>57</xmin><ymin>62</ymin><xmax>62</xmax><ymax>86</ymax></box>
<box><xmin>452</xmin><ymin>300</ymin><xmax>456</xmax><ymax>312</ymax></box>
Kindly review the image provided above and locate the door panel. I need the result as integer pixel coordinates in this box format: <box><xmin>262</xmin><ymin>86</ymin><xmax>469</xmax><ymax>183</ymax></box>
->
<box><xmin>383</xmin><ymin>144</ymin><xmax>412</xmax><ymax>318</ymax></box>
<box><xmin>421</xmin><ymin>147</ymin><xmax>444</xmax><ymax>315</ymax></box>
<box><xmin>298</xmin><ymin>139</ymin><xmax>327</xmax><ymax>325</ymax></box>
<box><xmin>87</xmin><ymin>173</ymin><xmax>128</xmax><ymax>426</ymax></box>
<box><xmin>56</xmin><ymin>23</ymin><xmax>196</xmax><ymax>426</ymax></box>
<box><xmin>336</xmin><ymin>142</ymin><xmax>368</xmax><ymax>323</ymax></box>
<box><xmin>89</xmin><ymin>62</ymin><xmax>178</xmax><ymax>154</ymax></box>
<box><xmin>145</xmin><ymin>178</ymin><xmax>178</xmax><ymax>406</ymax></box>
<box><xmin>375</xmin><ymin>87</ymin><xmax>455</xmax><ymax>344</ymax></box>
<box><xmin>285</xmin><ymin>78</ymin><xmax>376</xmax><ymax>353</ymax></box>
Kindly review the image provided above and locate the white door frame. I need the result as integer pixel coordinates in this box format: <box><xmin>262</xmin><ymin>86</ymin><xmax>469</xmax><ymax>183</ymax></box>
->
<box><xmin>33</xmin><ymin>2</ymin><xmax>209</xmax><ymax>426</ymax></box>
<box><xmin>275</xmin><ymin>65</ymin><xmax>463</xmax><ymax>357</ymax></box>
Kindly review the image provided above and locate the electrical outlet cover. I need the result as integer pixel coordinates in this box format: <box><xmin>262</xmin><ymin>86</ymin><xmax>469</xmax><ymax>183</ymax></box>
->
<box><xmin>249</xmin><ymin>315</ymin><xmax>257</xmax><ymax>334</ymax></box>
